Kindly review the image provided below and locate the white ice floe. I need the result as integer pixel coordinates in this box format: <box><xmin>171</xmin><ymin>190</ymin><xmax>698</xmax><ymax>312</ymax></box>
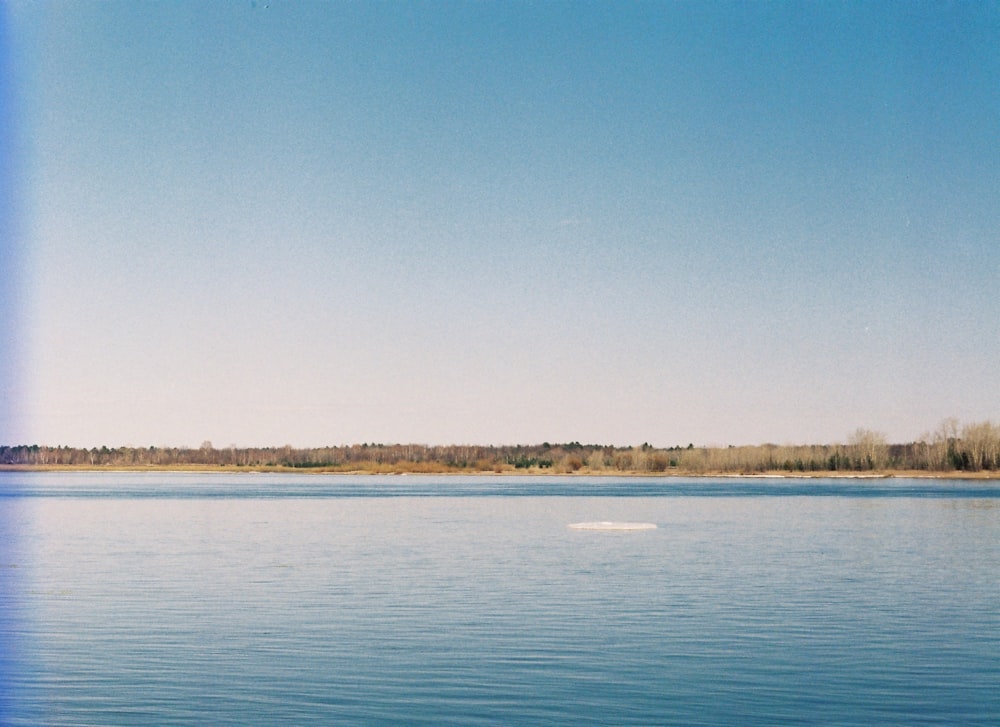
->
<box><xmin>567</xmin><ymin>521</ymin><xmax>657</xmax><ymax>531</ymax></box>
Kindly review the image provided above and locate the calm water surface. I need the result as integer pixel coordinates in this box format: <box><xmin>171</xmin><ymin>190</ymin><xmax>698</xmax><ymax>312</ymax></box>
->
<box><xmin>2</xmin><ymin>473</ymin><xmax>998</xmax><ymax>725</ymax></box>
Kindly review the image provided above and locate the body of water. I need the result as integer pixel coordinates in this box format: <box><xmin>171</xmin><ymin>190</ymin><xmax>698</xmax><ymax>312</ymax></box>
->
<box><xmin>1</xmin><ymin>472</ymin><xmax>998</xmax><ymax>725</ymax></box>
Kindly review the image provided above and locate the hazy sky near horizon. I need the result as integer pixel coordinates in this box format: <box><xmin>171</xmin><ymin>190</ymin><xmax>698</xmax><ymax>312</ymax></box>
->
<box><xmin>3</xmin><ymin>1</ymin><xmax>999</xmax><ymax>448</ymax></box>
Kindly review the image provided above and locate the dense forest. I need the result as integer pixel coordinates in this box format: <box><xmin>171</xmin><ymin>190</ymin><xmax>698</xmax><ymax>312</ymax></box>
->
<box><xmin>2</xmin><ymin>419</ymin><xmax>998</xmax><ymax>474</ymax></box>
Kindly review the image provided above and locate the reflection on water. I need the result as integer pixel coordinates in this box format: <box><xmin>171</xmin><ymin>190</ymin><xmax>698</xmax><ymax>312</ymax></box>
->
<box><xmin>1</xmin><ymin>473</ymin><xmax>998</xmax><ymax>725</ymax></box>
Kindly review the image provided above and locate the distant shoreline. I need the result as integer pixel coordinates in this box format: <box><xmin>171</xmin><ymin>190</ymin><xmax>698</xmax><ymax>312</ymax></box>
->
<box><xmin>6</xmin><ymin>425</ymin><xmax>998</xmax><ymax>475</ymax></box>
<box><xmin>2</xmin><ymin>464</ymin><xmax>998</xmax><ymax>479</ymax></box>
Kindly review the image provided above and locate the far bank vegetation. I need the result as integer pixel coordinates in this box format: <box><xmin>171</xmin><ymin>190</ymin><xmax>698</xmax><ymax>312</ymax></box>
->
<box><xmin>3</xmin><ymin>419</ymin><xmax>999</xmax><ymax>475</ymax></box>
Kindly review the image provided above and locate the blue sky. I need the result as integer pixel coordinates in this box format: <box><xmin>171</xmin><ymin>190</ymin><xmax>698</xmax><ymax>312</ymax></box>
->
<box><xmin>4</xmin><ymin>1</ymin><xmax>999</xmax><ymax>448</ymax></box>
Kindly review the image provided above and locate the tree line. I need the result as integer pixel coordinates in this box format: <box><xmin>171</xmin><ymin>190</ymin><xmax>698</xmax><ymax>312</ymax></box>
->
<box><xmin>2</xmin><ymin>419</ymin><xmax>998</xmax><ymax>473</ymax></box>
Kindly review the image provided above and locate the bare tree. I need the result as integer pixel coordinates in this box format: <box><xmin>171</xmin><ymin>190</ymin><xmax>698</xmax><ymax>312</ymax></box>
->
<box><xmin>848</xmin><ymin>428</ymin><xmax>889</xmax><ymax>470</ymax></box>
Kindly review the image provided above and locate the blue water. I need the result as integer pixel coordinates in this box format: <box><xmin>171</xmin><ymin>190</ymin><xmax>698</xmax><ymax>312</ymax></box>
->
<box><xmin>2</xmin><ymin>472</ymin><xmax>998</xmax><ymax>725</ymax></box>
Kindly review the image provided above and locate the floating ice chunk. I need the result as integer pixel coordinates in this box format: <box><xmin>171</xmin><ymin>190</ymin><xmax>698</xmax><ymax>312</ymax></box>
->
<box><xmin>567</xmin><ymin>521</ymin><xmax>657</xmax><ymax>531</ymax></box>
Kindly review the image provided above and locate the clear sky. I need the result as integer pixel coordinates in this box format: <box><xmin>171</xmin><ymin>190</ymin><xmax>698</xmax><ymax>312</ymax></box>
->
<box><xmin>3</xmin><ymin>1</ymin><xmax>999</xmax><ymax>448</ymax></box>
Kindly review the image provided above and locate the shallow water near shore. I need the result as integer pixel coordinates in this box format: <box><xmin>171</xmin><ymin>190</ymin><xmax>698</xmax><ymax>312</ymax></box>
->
<box><xmin>2</xmin><ymin>473</ymin><xmax>999</xmax><ymax>725</ymax></box>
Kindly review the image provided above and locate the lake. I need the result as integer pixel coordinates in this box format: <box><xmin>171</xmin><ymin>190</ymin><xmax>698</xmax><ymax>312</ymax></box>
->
<box><xmin>1</xmin><ymin>472</ymin><xmax>998</xmax><ymax>725</ymax></box>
